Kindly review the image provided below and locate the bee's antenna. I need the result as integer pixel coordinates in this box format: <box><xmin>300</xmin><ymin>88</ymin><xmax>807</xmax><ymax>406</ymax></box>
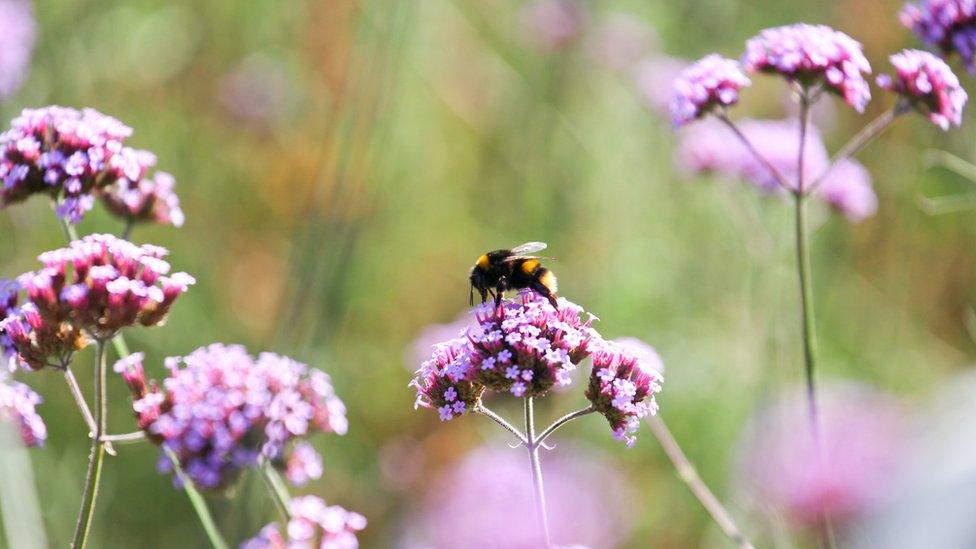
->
<box><xmin>469</xmin><ymin>286</ymin><xmax>474</xmax><ymax>306</ymax></box>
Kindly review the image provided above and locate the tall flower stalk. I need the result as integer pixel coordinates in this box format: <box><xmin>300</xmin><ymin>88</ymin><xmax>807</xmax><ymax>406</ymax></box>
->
<box><xmin>70</xmin><ymin>339</ymin><xmax>106</xmax><ymax>549</ymax></box>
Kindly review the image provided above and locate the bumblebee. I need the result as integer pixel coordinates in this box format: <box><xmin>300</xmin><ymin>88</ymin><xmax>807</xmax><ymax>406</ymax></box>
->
<box><xmin>469</xmin><ymin>242</ymin><xmax>559</xmax><ymax>308</ymax></box>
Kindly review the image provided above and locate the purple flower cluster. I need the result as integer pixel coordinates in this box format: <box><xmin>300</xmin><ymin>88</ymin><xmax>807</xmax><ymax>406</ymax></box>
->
<box><xmin>101</xmin><ymin>171</ymin><xmax>185</xmax><ymax>228</ymax></box>
<box><xmin>739</xmin><ymin>382</ymin><xmax>906</xmax><ymax>526</ymax></box>
<box><xmin>743</xmin><ymin>24</ymin><xmax>872</xmax><ymax>112</ymax></box>
<box><xmin>0</xmin><ymin>280</ymin><xmax>22</xmax><ymax>371</ymax></box>
<box><xmin>584</xmin><ymin>339</ymin><xmax>663</xmax><ymax>446</ymax></box>
<box><xmin>901</xmin><ymin>0</ymin><xmax>976</xmax><ymax>71</ymax></box>
<box><xmin>677</xmin><ymin>119</ymin><xmax>879</xmax><ymax>222</ymax></box>
<box><xmin>241</xmin><ymin>495</ymin><xmax>366</xmax><ymax>549</ymax></box>
<box><xmin>0</xmin><ymin>377</ymin><xmax>45</xmax><ymax>447</ymax></box>
<box><xmin>877</xmin><ymin>49</ymin><xmax>968</xmax><ymax>130</ymax></box>
<box><xmin>0</xmin><ymin>106</ymin><xmax>178</xmax><ymax>224</ymax></box>
<box><xmin>671</xmin><ymin>55</ymin><xmax>751</xmax><ymax>127</ymax></box>
<box><xmin>468</xmin><ymin>292</ymin><xmax>598</xmax><ymax>398</ymax></box>
<box><xmin>0</xmin><ymin>0</ymin><xmax>36</xmax><ymax>101</ymax></box>
<box><xmin>0</xmin><ymin>235</ymin><xmax>194</xmax><ymax>362</ymax></box>
<box><xmin>115</xmin><ymin>344</ymin><xmax>348</xmax><ymax>490</ymax></box>
<box><xmin>410</xmin><ymin>336</ymin><xmax>485</xmax><ymax>422</ymax></box>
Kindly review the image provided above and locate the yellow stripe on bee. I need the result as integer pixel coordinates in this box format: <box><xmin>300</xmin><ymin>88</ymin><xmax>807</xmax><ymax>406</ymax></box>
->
<box><xmin>540</xmin><ymin>270</ymin><xmax>557</xmax><ymax>292</ymax></box>
<box><xmin>476</xmin><ymin>254</ymin><xmax>490</xmax><ymax>269</ymax></box>
<box><xmin>521</xmin><ymin>259</ymin><xmax>540</xmax><ymax>274</ymax></box>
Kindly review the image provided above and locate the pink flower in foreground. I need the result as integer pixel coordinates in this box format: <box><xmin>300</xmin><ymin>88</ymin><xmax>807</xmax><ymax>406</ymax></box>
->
<box><xmin>671</xmin><ymin>55</ymin><xmax>751</xmax><ymax>127</ymax></box>
<box><xmin>738</xmin><ymin>381</ymin><xmax>907</xmax><ymax>527</ymax></box>
<box><xmin>743</xmin><ymin>24</ymin><xmax>872</xmax><ymax>112</ymax></box>
<box><xmin>0</xmin><ymin>0</ymin><xmax>36</xmax><ymax>101</ymax></box>
<box><xmin>241</xmin><ymin>495</ymin><xmax>366</xmax><ymax>549</ymax></box>
<box><xmin>0</xmin><ymin>378</ymin><xmax>45</xmax><ymax>447</ymax></box>
<box><xmin>877</xmin><ymin>49</ymin><xmax>968</xmax><ymax>130</ymax></box>
<box><xmin>409</xmin><ymin>444</ymin><xmax>635</xmax><ymax>548</ymax></box>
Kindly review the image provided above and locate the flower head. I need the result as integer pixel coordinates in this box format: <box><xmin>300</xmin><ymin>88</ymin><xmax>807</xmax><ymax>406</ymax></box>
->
<box><xmin>241</xmin><ymin>495</ymin><xmax>366</xmax><ymax>549</ymax></box>
<box><xmin>0</xmin><ymin>0</ymin><xmax>35</xmax><ymax>101</ymax></box>
<box><xmin>671</xmin><ymin>55</ymin><xmax>751</xmax><ymax>127</ymax></box>
<box><xmin>0</xmin><ymin>378</ymin><xmax>45</xmax><ymax>447</ymax></box>
<box><xmin>467</xmin><ymin>292</ymin><xmax>599</xmax><ymax>398</ymax></box>
<box><xmin>0</xmin><ymin>106</ymin><xmax>173</xmax><ymax>223</ymax></box>
<box><xmin>877</xmin><ymin>49</ymin><xmax>967</xmax><ymax>130</ymax></box>
<box><xmin>816</xmin><ymin>159</ymin><xmax>878</xmax><ymax>222</ymax></box>
<box><xmin>585</xmin><ymin>339</ymin><xmax>663</xmax><ymax>445</ymax></box>
<box><xmin>101</xmin><ymin>171</ymin><xmax>185</xmax><ymax>228</ymax></box>
<box><xmin>743</xmin><ymin>24</ymin><xmax>872</xmax><ymax>112</ymax></box>
<box><xmin>738</xmin><ymin>382</ymin><xmax>906</xmax><ymax>526</ymax></box>
<box><xmin>117</xmin><ymin>344</ymin><xmax>346</xmax><ymax>490</ymax></box>
<box><xmin>410</xmin><ymin>336</ymin><xmax>484</xmax><ymax>422</ymax></box>
<box><xmin>901</xmin><ymin>0</ymin><xmax>976</xmax><ymax>71</ymax></box>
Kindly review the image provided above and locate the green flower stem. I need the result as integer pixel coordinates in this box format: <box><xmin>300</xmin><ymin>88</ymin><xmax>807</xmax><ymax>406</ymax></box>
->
<box><xmin>646</xmin><ymin>416</ymin><xmax>755</xmax><ymax>549</ymax></box>
<box><xmin>534</xmin><ymin>405</ymin><xmax>595</xmax><ymax>445</ymax></box>
<box><xmin>524</xmin><ymin>397</ymin><xmax>552</xmax><ymax>549</ymax></box>
<box><xmin>70</xmin><ymin>340</ymin><xmax>107</xmax><ymax>549</ymax></box>
<box><xmin>163</xmin><ymin>446</ymin><xmax>230</xmax><ymax>549</ymax></box>
<box><xmin>260</xmin><ymin>460</ymin><xmax>293</xmax><ymax>525</ymax></box>
<box><xmin>474</xmin><ymin>402</ymin><xmax>528</xmax><ymax>445</ymax></box>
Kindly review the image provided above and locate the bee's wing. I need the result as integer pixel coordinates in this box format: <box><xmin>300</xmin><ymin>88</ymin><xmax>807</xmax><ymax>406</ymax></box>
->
<box><xmin>510</xmin><ymin>242</ymin><xmax>548</xmax><ymax>255</ymax></box>
<box><xmin>501</xmin><ymin>255</ymin><xmax>555</xmax><ymax>263</ymax></box>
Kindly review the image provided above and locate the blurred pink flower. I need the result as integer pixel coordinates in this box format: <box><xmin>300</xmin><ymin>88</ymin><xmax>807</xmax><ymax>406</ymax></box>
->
<box><xmin>817</xmin><ymin>159</ymin><xmax>877</xmax><ymax>222</ymax></box>
<box><xmin>0</xmin><ymin>0</ymin><xmax>35</xmax><ymax>101</ymax></box>
<box><xmin>218</xmin><ymin>53</ymin><xmax>288</xmax><ymax>123</ymax></box>
<box><xmin>519</xmin><ymin>0</ymin><xmax>588</xmax><ymax>53</ymax></box>
<box><xmin>585</xmin><ymin>13</ymin><xmax>656</xmax><ymax>70</ymax></box>
<box><xmin>877</xmin><ymin>49</ymin><xmax>967</xmax><ymax>130</ymax></box>
<box><xmin>737</xmin><ymin>381</ymin><xmax>906</xmax><ymax>527</ymax></box>
<box><xmin>634</xmin><ymin>55</ymin><xmax>689</xmax><ymax>116</ymax></box>
<box><xmin>409</xmin><ymin>444</ymin><xmax>635</xmax><ymax>548</ymax></box>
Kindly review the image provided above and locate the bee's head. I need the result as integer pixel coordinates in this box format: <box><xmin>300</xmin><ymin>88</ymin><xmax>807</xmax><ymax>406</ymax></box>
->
<box><xmin>469</xmin><ymin>267</ymin><xmax>488</xmax><ymax>304</ymax></box>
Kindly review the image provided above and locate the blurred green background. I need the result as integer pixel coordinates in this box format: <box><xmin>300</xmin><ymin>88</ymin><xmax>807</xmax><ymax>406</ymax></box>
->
<box><xmin>2</xmin><ymin>0</ymin><xmax>975</xmax><ymax>547</ymax></box>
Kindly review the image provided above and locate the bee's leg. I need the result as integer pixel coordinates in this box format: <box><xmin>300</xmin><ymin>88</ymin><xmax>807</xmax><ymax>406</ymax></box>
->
<box><xmin>494</xmin><ymin>277</ymin><xmax>507</xmax><ymax>308</ymax></box>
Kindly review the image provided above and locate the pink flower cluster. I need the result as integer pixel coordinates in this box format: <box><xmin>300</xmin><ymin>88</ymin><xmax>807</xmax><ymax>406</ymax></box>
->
<box><xmin>0</xmin><ymin>378</ymin><xmax>46</xmax><ymax>447</ymax></box>
<box><xmin>671</xmin><ymin>55</ymin><xmax>751</xmax><ymax>127</ymax></box>
<box><xmin>241</xmin><ymin>495</ymin><xmax>366</xmax><ymax>549</ymax></box>
<box><xmin>901</xmin><ymin>0</ymin><xmax>976</xmax><ymax>71</ymax></box>
<box><xmin>877</xmin><ymin>49</ymin><xmax>968</xmax><ymax>130</ymax></box>
<box><xmin>115</xmin><ymin>344</ymin><xmax>348</xmax><ymax>490</ymax></box>
<box><xmin>677</xmin><ymin>119</ymin><xmax>878</xmax><ymax>222</ymax></box>
<box><xmin>412</xmin><ymin>293</ymin><xmax>663</xmax><ymax>444</ymax></box>
<box><xmin>0</xmin><ymin>235</ymin><xmax>194</xmax><ymax>361</ymax></box>
<box><xmin>584</xmin><ymin>339</ymin><xmax>663</xmax><ymax>446</ymax></box>
<box><xmin>101</xmin><ymin>171</ymin><xmax>185</xmax><ymax>228</ymax></box>
<box><xmin>743</xmin><ymin>24</ymin><xmax>872</xmax><ymax>112</ymax></box>
<box><xmin>0</xmin><ymin>106</ymin><xmax>180</xmax><ymax>225</ymax></box>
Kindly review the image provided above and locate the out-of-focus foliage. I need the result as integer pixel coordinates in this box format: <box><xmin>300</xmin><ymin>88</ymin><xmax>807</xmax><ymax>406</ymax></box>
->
<box><xmin>2</xmin><ymin>0</ymin><xmax>976</xmax><ymax>547</ymax></box>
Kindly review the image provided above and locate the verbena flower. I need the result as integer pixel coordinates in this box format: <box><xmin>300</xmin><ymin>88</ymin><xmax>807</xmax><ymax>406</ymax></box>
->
<box><xmin>0</xmin><ymin>0</ymin><xmax>36</xmax><ymax>101</ymax></box>
<box><xmin>585</xmin><ymin>339</ymin><xmax>663</xmax><ymax>446</ymax></box>
<box><xmin>901</xmin><ymin>0</ymin><xmax>976</xmax><ymax>72</ymax></box>
<box><xmin>0</xmin><ymin>106</ymin><xmax>173</xmax><ymax>223</ymax></box>
<box><xmin>100</xmin><ymin>171</ymin><xmax>185</xmax><ymax>228</ymax></box>
<box><xmin>519</xmin><ymin>0</ymin><xmax>588</xmax><ymax>53</ymax></box>
<box><xmin>0</xmin><ymin>377</ymin><xmax>45</xmax><ymax>447</ymax></box>
<box><xmin>677</xmin><ymin>118</ymin><xmax>830</xmax><ymax>193</ymax></box>
<box><xmin>410</xmin><ymin>336</ymin><xmax>484</xmax><ymax>422</ymax></box>
<box><xmin>0</xmin><ymin>280</ymin><xmax>22</xmax><ymax>372</ymax></box>
<box><xmin>743</xmin><ymin>24</ymin><xmax>872</xmax><ymax>112</ymax></box>
<box><xmin>877</xmin><ymin>49</ymin><xmax>968</xmax><ymax>130</ymax></box>
<box><xmin>738</xmin><ymin>382</ymin><xmax>906</xmax><ymax>527</ymax></box>
<box><xmin>115</xmin><ymin>344</ymin><xmax>348</xmax><ymax>490</ymax></box>
<box><xmin>6</xmin><ymin>234</ymin><xmax>194</xmax><ymax>347</ymax></box>
<box><xmin>816</xmin><ymin>159</ymin><xmax>878</xmax><ymax>222</ymax></box>
<box><xmin>467</xmin><ymin>292</ymin><xmax>599</xmax><ymax>398</ymax></box>
<box><xmin>241</xmin><ymin>495</ymin><xmax>366</xmax><ymax>549</ymax></box>
<box><xmin>671</xmin><ymin>55</ymin><xmax>751</xmax><ymax>127</ymax></box>
<box><xmin>412</xmin><ymin>444</ymin><xmax>636</xmax><ymax>548</ymax></box>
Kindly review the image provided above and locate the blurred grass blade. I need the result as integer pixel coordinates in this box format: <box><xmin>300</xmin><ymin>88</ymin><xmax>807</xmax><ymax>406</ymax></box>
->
<box><xmin>922</xmin><ymin>150</ymin><xmax>976</xmax><ymax>183</ymax></box>
<box><xmin>916</xmin><ymin>192</ymin><xmax>976</xmax><ymax>215</ymax></box>
<box><xmin>0</xmin><ymin>426</ymin><xmax>47</xmax><ymax>549</ymax></box>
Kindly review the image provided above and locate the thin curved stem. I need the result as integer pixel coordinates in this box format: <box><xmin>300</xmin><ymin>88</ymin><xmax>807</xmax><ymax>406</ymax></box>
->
<box><xmin>63</xmin><ymin>367</ymin><xmax>96</xmax><ymax>438</ymax></box>
<box><xmin>163</xmin><ymin>446</ymin><xmax>229</xmax><ymax>549</ymax></box>
<box><xmin>647</xmin><ymin>416</ymin><xmax>754</xmax><ymax>549</ymax></box>
<box><xmin>259</xmin><ymin>460</ymin><xmax>292</xmax><ymax>524</ymax></box>
<box><xmin>524</xmin><ymin>397</ymin><xmax>552</xmax><ymax>548</ymax></box>
<box><xmin>70</xmin><ymin>340</ymin><xmax>107</xmax><ymax>549</ymax></box>
<box><xmin>535</xmin><ymin>405</ymin><xmax>596</xmax><ymax>445</ymax></box>
<box><xmin>474</xmin><ymin>402</ymin><xmax>528</xmax><ymax>445</ymax></box>
<box><xmin>805</xmin><ymin>106</ymin><xmax>901</xmax><ymax>195</ymax></box>
<box><xmin>717</xmin><ymin>114</ymin><xmax>793</xmax><ymax>191</ymax></box>
<box><xmin>99</xmin><ymin>431</ymin><xmax>147</xmax><ymax>445</ymax></box>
